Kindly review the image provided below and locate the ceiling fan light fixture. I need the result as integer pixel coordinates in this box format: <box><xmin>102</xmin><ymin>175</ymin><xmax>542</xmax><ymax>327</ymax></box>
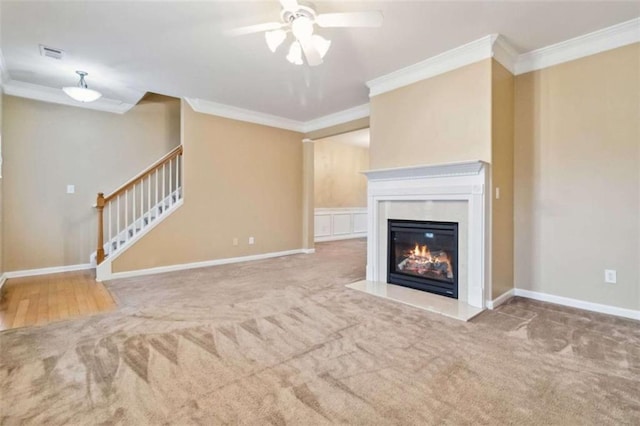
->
<box><xmin>62</xmin><ymin>71</ymin><xmax>102</xmax><ymax>103</ymax></box>
<box><xmin>311</xmin><ymin>35</ymin><xmax>331</xmax><ymax>58</ymax></box>
<box><xmin>286</xmin><ymin>41</ymin><xmax>303</xmax><ymax>65</ymax></box>
<box><xmin>265</xmin><ymin>29</ymin><xmax>287</xmax><ymax>52</ymax></box>
<box><xmin>291</xmin><ymin>16</ymin><xmax>314</xmax><ymax>44</ymax></box>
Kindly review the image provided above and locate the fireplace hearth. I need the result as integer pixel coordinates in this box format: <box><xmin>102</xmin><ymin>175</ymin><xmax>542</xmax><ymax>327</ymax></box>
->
<box><xmin>388</xmin><ymin>219</ymin><xmax>459</xmax><ymax>299</ymax></box>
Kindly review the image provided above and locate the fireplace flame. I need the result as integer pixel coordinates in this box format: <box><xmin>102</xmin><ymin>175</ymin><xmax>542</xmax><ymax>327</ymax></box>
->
<box><xmin>413</xmin><ymin>243</ymin><xmax>430</xmax><ymax>259</ymax></box>
<box><xmin>401</xmin><ymin>242</ymin><xmax>454</xmax><ymax>280</ymax></box>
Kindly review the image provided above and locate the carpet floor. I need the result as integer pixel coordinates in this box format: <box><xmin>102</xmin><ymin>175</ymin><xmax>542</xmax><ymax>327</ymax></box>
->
<box><xmin>1</xmin><ymin>239</ymin><xmax>638</xmax><ymax>425</ymax></box>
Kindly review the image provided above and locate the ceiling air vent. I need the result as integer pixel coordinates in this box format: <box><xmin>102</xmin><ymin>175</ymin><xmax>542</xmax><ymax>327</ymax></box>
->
<box><xmin>39</xmin><ymin>45</ymin><xmax>64</xmax><ymax>60</ymax></box>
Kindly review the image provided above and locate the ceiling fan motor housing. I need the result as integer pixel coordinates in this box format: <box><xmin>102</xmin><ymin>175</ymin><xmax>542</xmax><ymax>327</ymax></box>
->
<box><xmin>281</xmin><ymin>4</ymin><xmax>317</xmax><ymax>24</ymax></box>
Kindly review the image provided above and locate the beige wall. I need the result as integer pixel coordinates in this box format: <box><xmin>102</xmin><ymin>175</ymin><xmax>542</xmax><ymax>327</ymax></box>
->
<box><xmin>369</xmin><ymin>59</ymin><xmax>492</xmax><ymax>169</ymax></box>
<box><xmin>491</xmin><ymin>60</ymin><xmax>515</xmax><ymax>299</ymax></box>
<box><xmin>314</xmin><ymin>140</ymin><xmax>369</xmax><ymax>208</ymax></box>
<box><xmin>2</xmin><ymin>94</ymin><xmax>180</xmax><ymax>271</ymax></box>
<box><xmin>514</xmin><ymin>44</ymin><xmax>640</xmax><ymax>310</ymax></box>
<box><xmin>113</xmin><ymin>101</ymin><xmax>303</xmax><ymax>272</ymax></box>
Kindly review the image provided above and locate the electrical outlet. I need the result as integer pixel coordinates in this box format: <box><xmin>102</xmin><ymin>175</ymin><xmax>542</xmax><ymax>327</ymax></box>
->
<box><xmin>604</xmin><ymin>269</ymin><xmax>617</xmax><ymax>284</ymax></box>
<box><xmin>233</xmin><ymin>238</ymin><xmax>238</xmax><ymax>246</ymax></box>
<box><xmin>66</xmin><ymin>185</ymin><xmax>75</xmax><ymax>194</ymax></box>
<box><xmin>249</xmin><ymin>237</ymin><xmax>255</xmax><ymax>245</ymax></box>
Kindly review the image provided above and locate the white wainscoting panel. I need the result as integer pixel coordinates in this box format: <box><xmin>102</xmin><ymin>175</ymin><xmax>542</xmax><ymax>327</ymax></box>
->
<box><xmin>332</xmin><ymin>214</ymin><xmax>352</xmax><ymax>235</ymax></box>
<box><xmin>314</xmin><ymin>214</ymin><xmax>332</xmax><ymax>237</ymax></box>
<box><xmin>353</xmin><ymin>213</ymin><xmax>368</xmax><ymax>233</ymax></box>
<box><xmin>315</xmin><ymin>208</ymin><xmax>367</xmax><ymax>242</ymax></box>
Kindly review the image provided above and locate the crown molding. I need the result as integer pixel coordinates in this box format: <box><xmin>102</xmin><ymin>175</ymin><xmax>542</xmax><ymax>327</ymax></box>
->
<box><xmin>366</xmin><ymin>35</ymin><xmax>497</xmax><ymax>97</ymax></box>
<box><xmin>185</xmin><ymin>97</ymin><xmax>305</xmax><ymax>132</ymax></box>
<box><xmin>366</xmin><ymin>18</ymin><xmax>639</xmax><ymax>95</ymax></box>
<box><xmin>301</xmin><ymin>103</ymin><xmax>370</xmax><ymax>133</ymax></box>
<box><xmin>515</xmin><ymin>17</ymin><xmax>640</xmax><ymax>75</ymax></box>
<box><xmin>0</xmin><ymin>49</ymin><xmax>10</xmax><ymax>86</ymax></box>
<box><xmin>2</xmin><ymin>80</ymin><xmax>135</xmax><ymax>114</ymax></box>
<box><xmin>185</xmin><ymin>97</ymin><xmax>371</xmax><ymax>134</ymax></box>
<box><xmin>492</xmin><ymin>34</ymin><xmax>519</xmax><ymax>74</ymax></box>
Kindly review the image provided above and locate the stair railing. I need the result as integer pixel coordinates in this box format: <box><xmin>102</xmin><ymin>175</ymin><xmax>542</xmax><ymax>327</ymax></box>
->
<box><xmin>96</xmin><ymin>145</ymin><xmax>183</xmax><ymax>265</ymax></box>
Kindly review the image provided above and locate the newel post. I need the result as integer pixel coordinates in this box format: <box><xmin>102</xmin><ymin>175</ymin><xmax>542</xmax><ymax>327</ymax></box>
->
<box><xmin>96</xmin><ymin>192</ymin><xmax>105</xmax><ymax>265</ymax></box>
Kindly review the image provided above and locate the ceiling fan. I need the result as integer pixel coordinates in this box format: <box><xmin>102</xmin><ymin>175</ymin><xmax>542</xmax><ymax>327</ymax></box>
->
<box><xmin>228</xmin><ymin>0</ymin><xmax>383</xmax><ymax>66</ymax></box>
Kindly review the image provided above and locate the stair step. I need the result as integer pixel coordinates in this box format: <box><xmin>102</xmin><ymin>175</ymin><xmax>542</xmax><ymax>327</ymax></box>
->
<box><xmin>144</xmin><ymin>216</ymin><xmax>158</xmax><ymax>225</ymax></box>
<box><xmin>111</xmin><ymin>240</ymin><xmax>126</xmax><ymax>250</ymax></box>
<box><xmin>129</xmin><ymin>228</ymin><xmax>142</xmax><ymax>237</ymax></box>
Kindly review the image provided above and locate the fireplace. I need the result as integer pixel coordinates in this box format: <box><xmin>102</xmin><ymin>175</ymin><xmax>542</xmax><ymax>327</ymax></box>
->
<box><xmin>361</xmin><ymin>161</ymin><xmax>488</xmax><ymax>310</ymax></box>
<box><xmin>387</xmin><ymin>219</ymin><xmax>459</xmax><ymax>299</ymax></box>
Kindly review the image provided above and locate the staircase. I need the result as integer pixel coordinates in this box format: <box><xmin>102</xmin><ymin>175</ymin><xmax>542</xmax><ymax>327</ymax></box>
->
<box><xmin>93</xmin><ymin>145</ymin><xmax>183</xmax><ymax>281</ymax></box>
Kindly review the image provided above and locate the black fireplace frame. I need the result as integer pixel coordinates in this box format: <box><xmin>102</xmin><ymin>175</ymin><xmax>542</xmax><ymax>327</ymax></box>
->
<box><xmin>387</xmin><ymin>219</ymin><xmax>459</xmax><ymax>299</ymax></box>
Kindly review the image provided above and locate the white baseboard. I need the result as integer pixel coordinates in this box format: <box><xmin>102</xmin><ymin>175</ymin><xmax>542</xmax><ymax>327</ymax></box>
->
<box><xmin>486</xmin><ymin>289</ymin><xmax>514</xmax><ymax>309</ymax></box>
<box><xmin>301</xmin><ymin>248</ymin><xmax>316</xmax><ymax>254</ymax></box>
<box><xmin>0</xmin><ymin>273</ymin><xmax>7</xmax><ymax>290</ymax></box>
<box><xmin>107</xmin><ymin>248</ymin><xmax>310</xmax><ymax>281</ymax></box>
<box><xmin>315</xmin><ymin>234</ymin><xmax>367</xmax><ymax>243</ymax></box>
<box><xmin>4</xmin><ymin>263</ymin><xmax>93</xmax><ymax>279</ymax></box>
<box><xmin>514</xmin><ymin>288</ymin><xmax>640</xmax><ymax>321</ymax></box>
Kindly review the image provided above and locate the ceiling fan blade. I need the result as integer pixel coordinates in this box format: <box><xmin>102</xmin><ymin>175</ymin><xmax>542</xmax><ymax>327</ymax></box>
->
<box><xmin>301</xmin><ymin>41</ymin><xmax>323</xmax><ymax>66</ymax></box>
<box><xmin>226</xmin><ymin>22</ymin><xmax>285</xmax><ymax>37</ymax></box>
<box><xmin>279</xmin><ymin>0</ymin><xmax>300</xmax><ymax>12</ymax></box>
<box><xmin>316</xmin><ymin>11</ymin><xmax>383</xmax><ymax>28</ymax></box>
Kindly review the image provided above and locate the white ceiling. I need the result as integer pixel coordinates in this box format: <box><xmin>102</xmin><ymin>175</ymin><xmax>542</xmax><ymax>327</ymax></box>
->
<box><xmin>1</xmin><ymin>1</ymin><xmax>639</xmax><ymax>121</ymax></box>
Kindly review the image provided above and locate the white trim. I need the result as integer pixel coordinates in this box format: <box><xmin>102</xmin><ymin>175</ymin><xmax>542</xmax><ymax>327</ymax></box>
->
<box><xmin>492</xmin><ymin>35</ymin><xmax>519</xmax><ymax>74</ymax></box>
<box><xmin>314</xmin><ymin>207</ymin><xmax>368</xmax><ymax>213</ymax></box>
<box><xmin>0</xmin><ymin>49</ymin><xmax>10</xmax><ymax>85</ymax></box>
<box><xmin>185</xmin><ymin>98</ymin><xmax>370</xmax><ymax>134</ymax></box>
<box><xmin>302</xmin><ymin>104</ymin><xmax>370</xmax><ymax>133</ymax></box>
<box><xmin>108</xmin><ymin>249</ymin><xmax>309</xmax><ymax>281</ymax></box>
<box><xmin>366</xmin><ymin>19</ymin><xmax>640</xmax><ymax>95</ymax></box>
<box><xmin>315</xmin><ymin>234</ymin><xmax>366</xmax><ymax>243</ymax></box>
<box><xmin>4</xmin><ymin>263</ymin><xmax>93</xmax><ymax>279</ymax></box>
<box><xmin>366</xmin><ymin>35</ymin><xmax>496</xmax><ymax>97</ymax></box>
<box><xmin>363</xmin><ymin>160</ymin><xmax>485</xmax><ymax>181</ymax></box>
<box><xmin>301</xmin><ymin>248</ymin><xmax>316</xmax><ymax>254</ymax></box>
<box><xmin>0</xmin><ymin>273</ymin><xmax>7</xmax><ymax>290</ymax></box>
<box><xmin>185</xmin><ymin>97</ymin><xmax>304</xmax><ymax>132</ymax></box>
<box><xmin>486</xmin><ymin>288</ymin><xmax>514</xmax><ymax>309</ymax></box>
<box><xmin>514</xmin><ymin>288</ymin><xmax>640</xmax><ymax>321</ymax></box>
<box><xmin>515</xmin><ymin>18</ymin><xmax>640</xmax><ymax>75</ymax></box>
<box><xmin>2</xmin><ymin>80</ymin><xmax>135</xmax><ymax>114</ymax></box>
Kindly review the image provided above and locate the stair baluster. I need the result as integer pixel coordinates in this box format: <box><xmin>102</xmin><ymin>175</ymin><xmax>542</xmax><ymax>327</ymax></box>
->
<box><xmin>95</xmin><ymin>145</ymin><xmax>183</xmax><ymax>265</ymax></box>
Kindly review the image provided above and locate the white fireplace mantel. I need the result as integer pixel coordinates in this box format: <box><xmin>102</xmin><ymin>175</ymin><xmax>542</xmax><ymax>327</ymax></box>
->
<box><xmin>362</xmin><ymin>161</ymin><xmax>486</xmax><ymax>181</ymax></box>
<box><xmin>362</xmin><ymin>160</ymin><xmax>491</xmax><ymax>310</ymax></box>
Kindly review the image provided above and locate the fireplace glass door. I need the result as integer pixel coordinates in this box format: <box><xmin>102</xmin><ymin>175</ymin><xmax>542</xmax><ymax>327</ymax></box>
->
<box><xmin>387</xmin><ymin>220</ymin><xmax>458</xmax><ymax>299</ymax></box>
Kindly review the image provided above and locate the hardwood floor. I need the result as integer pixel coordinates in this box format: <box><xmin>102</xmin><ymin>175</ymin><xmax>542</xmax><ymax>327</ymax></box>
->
<box><xmin>0</xmin><ymin>270</ymin><xmax>116</xmax><ymax>331</ymax></box>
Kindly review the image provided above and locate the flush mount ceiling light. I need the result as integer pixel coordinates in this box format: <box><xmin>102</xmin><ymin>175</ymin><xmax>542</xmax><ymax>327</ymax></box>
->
<box><xmin>62</xmin><ymin>71</ymin><xmax>102</xmax><ymax>103</ymax></box>
<box><xmin>229</xmin><ymin>0</ymin><xmax>382</xmax><ymax>66</ymax></box>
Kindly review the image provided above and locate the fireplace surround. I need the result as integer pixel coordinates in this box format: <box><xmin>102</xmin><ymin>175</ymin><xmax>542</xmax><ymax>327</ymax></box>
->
<box><xmin>360</xmin><ymin>161</ymin><xmax>490</xmax><ymax>310</ymax></box>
